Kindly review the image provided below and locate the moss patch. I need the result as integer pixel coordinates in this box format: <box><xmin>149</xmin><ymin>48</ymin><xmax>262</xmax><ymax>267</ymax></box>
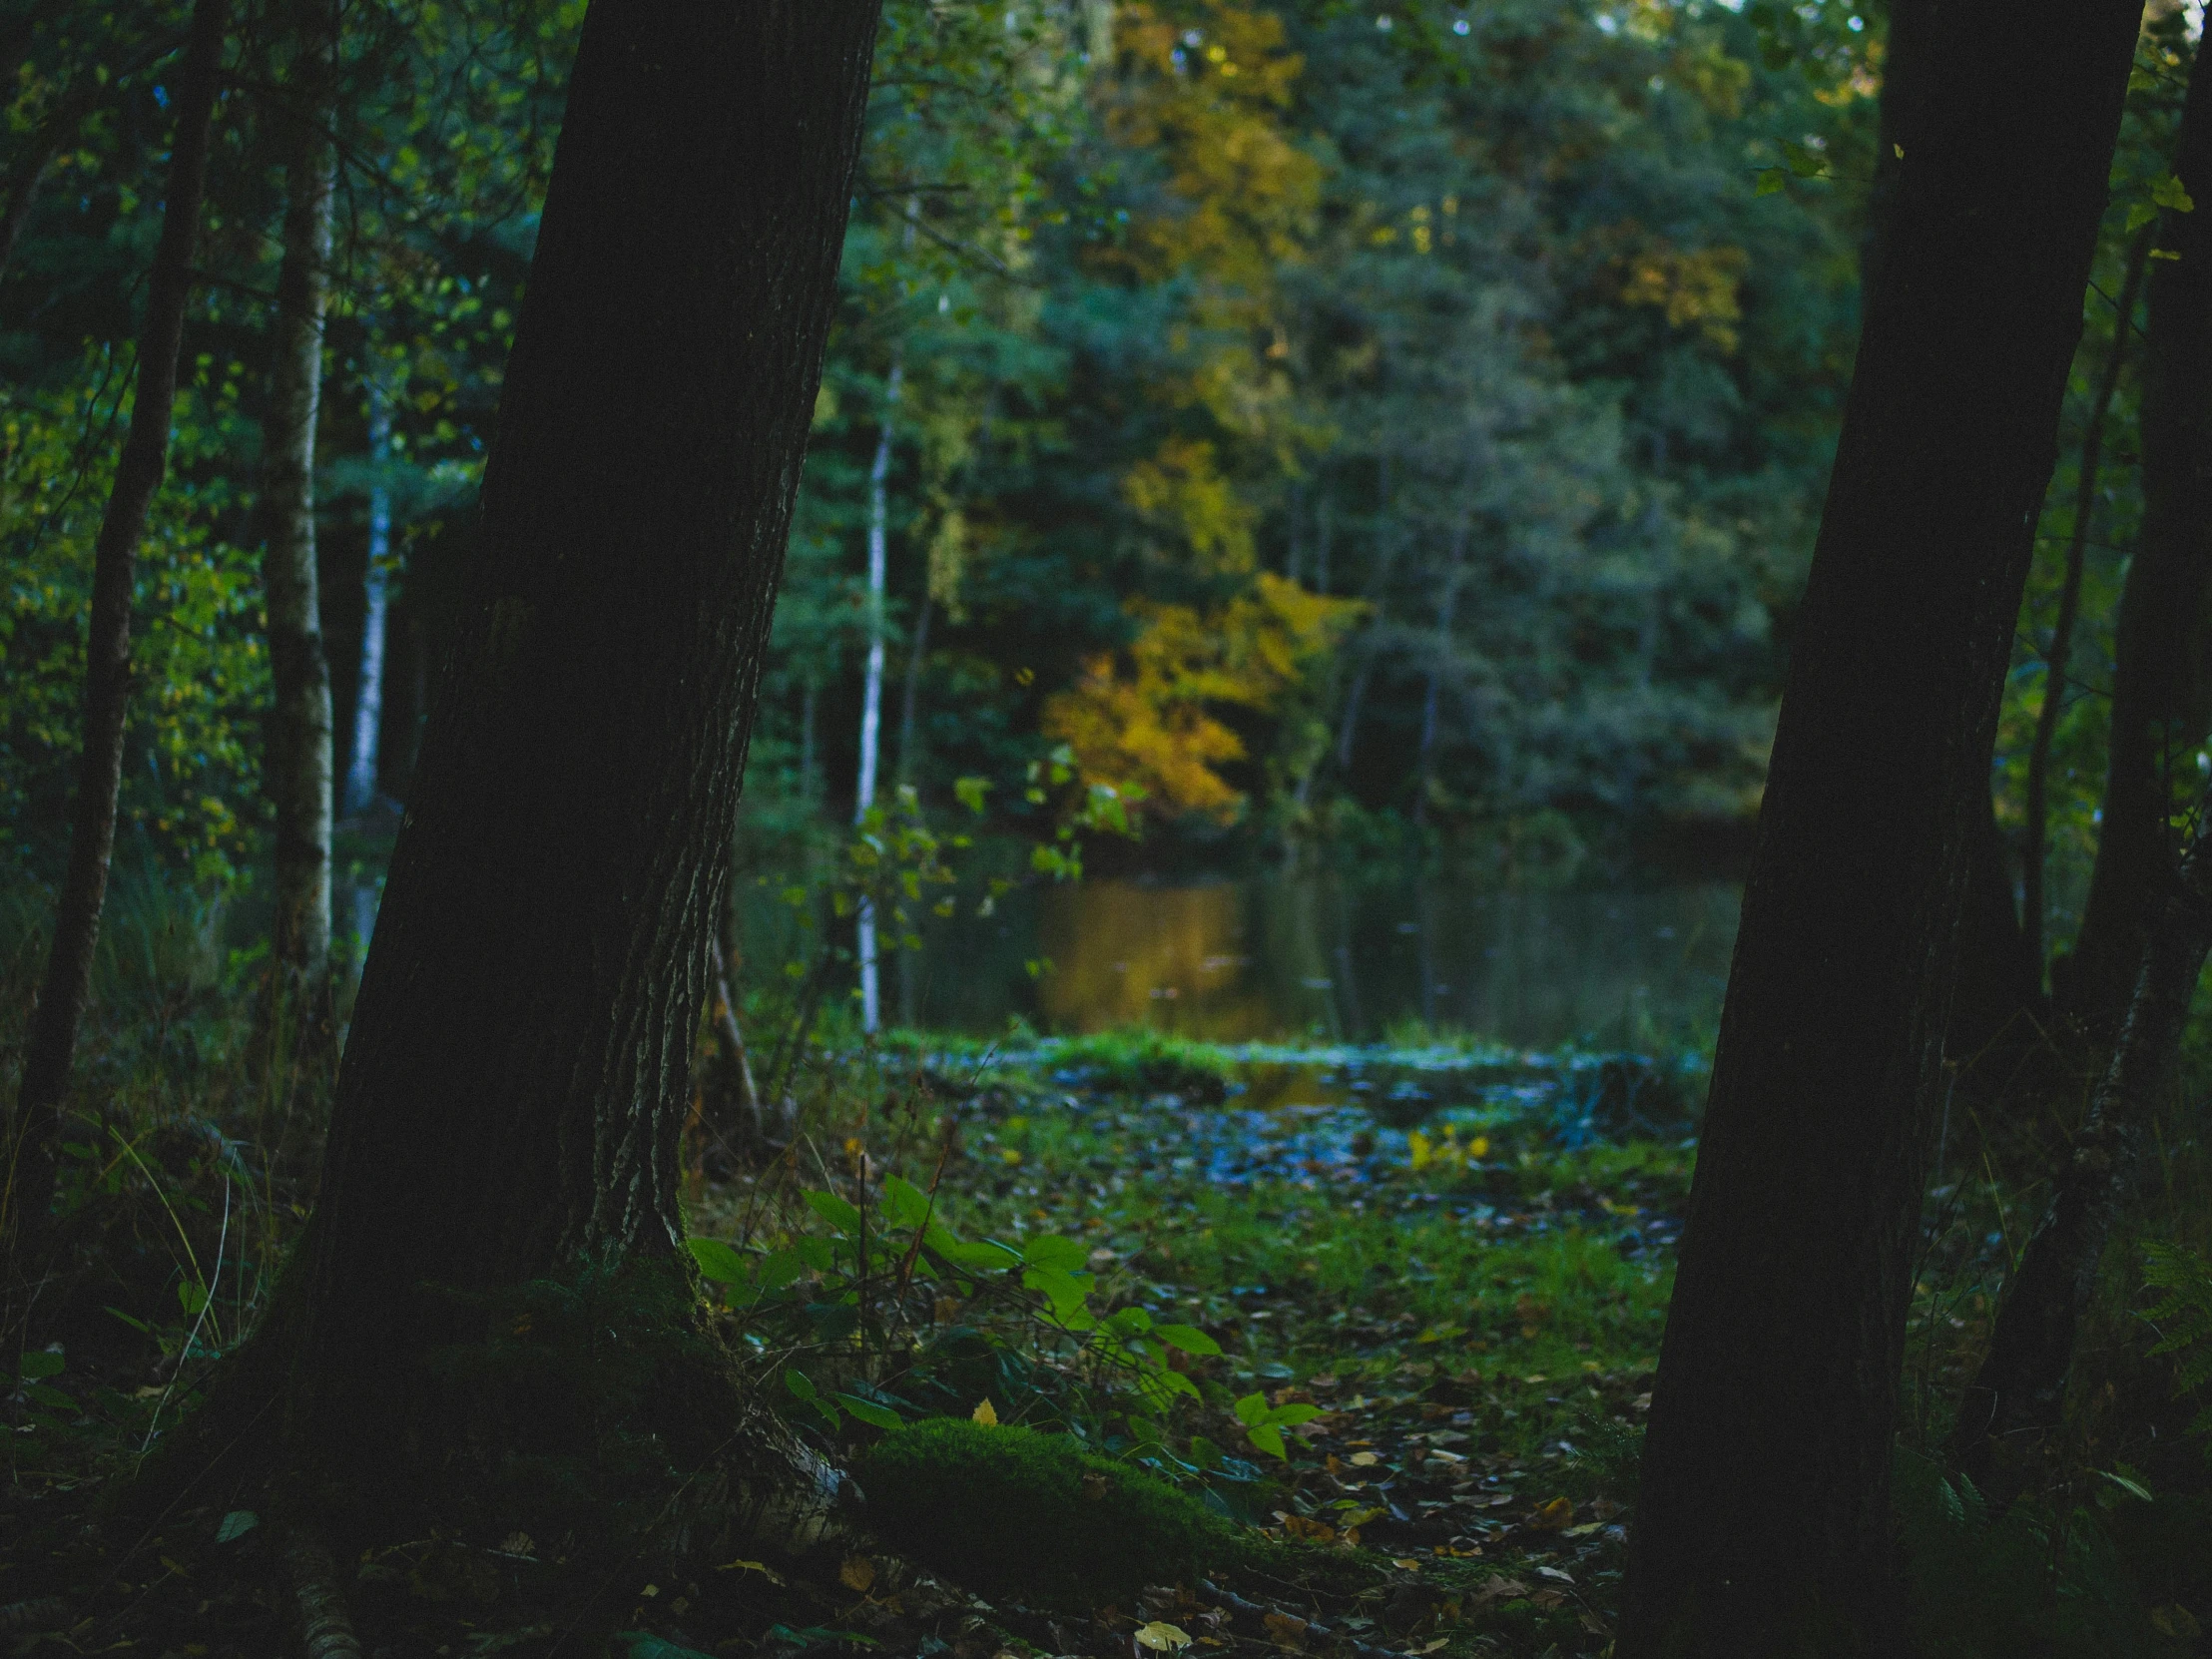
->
<box><xmin>861</xmin><ymin>1418</ymin><xmax>1245</xmax><ymax>1611</ymax></box>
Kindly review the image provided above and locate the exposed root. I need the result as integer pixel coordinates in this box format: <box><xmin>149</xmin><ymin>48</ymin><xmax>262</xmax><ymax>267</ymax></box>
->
<box><xmin>280</xmin><ymin>1522</ymin><xmax>364</xmax><ymax>1659</ymax></box>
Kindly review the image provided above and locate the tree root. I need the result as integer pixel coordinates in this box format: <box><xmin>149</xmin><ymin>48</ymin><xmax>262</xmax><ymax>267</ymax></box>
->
<box><xmin>280</xmin><ymin>1522</ymin><xmax>364</xmax><ymax>1659</ymax></box>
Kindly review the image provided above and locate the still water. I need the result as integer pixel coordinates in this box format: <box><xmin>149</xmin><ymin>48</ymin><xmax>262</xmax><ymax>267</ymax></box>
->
<box><xmin>851</xmin><ymin>877</ymin><xmax>1741</xmax><ymax>1049</ymax></box>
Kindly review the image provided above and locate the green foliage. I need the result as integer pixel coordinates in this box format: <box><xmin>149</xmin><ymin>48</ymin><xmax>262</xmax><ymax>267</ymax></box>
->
<box><xmin>1893</xmin><ymin>1450</ymin><xmax>2166</xmax><ymax>1659</ymax></box>
<box><xmin>860</xmin><ymin>1417</ymin><xmax>1246</xmax><ymax>1610</ymax></box>
<box><xmin>2141</xmin><ymin>1242</ymin><xmax>2212</xmax><ymax>1454</ymax></box>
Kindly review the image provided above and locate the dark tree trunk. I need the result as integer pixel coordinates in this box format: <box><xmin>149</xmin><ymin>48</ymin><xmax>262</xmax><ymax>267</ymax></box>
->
<box><xmin>264</xmin><ymin>0</ymin><xmax>338</xmax><ymax>990</ymax></box>
<box><xmin>2062</xmin><ymin>40</ymin><xmax>2212</xmax><ymax>1044</ymax></box>
<box><xmin>275</xmin><ymin>0</ymin><xmax>880</xmax><ymax>1523</ymax></box>
<box><xmin>2</xmin><ymin>0</ymin><xmax>225</xmax><ymax>1287</ymax></box>
<box><xmin>1951</xmin><ymin>776</ymin><xmax>2212</xmax><ymax>1489</ymax></box>
<box><xmin>1616</xmin><ymin>1</ymin><xmax>2141</xmax><ymax>1652</ymax></box>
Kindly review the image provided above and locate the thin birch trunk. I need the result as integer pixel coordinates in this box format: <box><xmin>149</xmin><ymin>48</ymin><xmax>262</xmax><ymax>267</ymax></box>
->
<box><xmin>265</xmin><ymin>4</ymin><xmax>337</xmax><ymax>987</ymax></box>
<box><xmin>2022</xmin><ymin>229</ymin><xmax>2151</xmax><ymax>979</ymax></box>
<box><xmin>343</xmin><ymin>360</ymin><xmax>395</xmax><ymax>817</ymax></box>
<box><xmin>854</xmin><ymin>354</ymin><xmax>900</xmax><ymax>1034</ymax></box>
<box><xmin>4</xmin><ymin>0</ymin><xmax>225</xmax><ymax>1283</ymax></box>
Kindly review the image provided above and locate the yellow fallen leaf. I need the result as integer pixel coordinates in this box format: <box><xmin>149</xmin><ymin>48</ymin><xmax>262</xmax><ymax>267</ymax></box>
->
<box><xmin>972</xmin><ymin>1397</ymin><xmax>999</xmax><ymax>1426</ymax></box>
<box><xmin>839</xmin><ymin>1556</ymin><xmax>876</xmax><ymax>1593</ymax></box>
<box><xmin>1391</xmin><ymin>1557</ymin><xmax>1420</xmax><ymax>1570</ymax></box>
<box><xmin>1262</xmin><ymin>1612</ymin><xmax>1308</xmax><ymax>1649</ymax></box>
<box><xmin>1529</xmin><ymin>1496</ymin><xmax>1575</xmax><ymax>1530</ymax></box>
<box><xmin>1349</xmin><ymin>1450</ymin><xmax>1381</xmax><ymax>1467</ymax></box>
<box><xmin>1135</xmin><ymin>1621</ymin><xmax>1194</xmax><ymax>1651</ymax></box>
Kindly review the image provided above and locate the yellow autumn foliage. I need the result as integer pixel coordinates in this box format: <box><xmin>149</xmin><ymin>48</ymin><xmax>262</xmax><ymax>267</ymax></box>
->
<box><xmin>1042</xmin><ymin>572</ymin><xmax>1362</xmax><ymax>823</ymax></box>
<box><xmin>1619</xmin><ymin>244</ymin><xmax>1749</xmax><ymax>353</ymax></box>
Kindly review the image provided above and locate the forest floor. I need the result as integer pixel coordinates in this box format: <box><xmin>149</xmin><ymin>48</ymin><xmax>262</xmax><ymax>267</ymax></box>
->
<box><xmin>4</xmin><ymin>1023</ymin><xmax>2209</xmax><ymax>1657</ymax></box>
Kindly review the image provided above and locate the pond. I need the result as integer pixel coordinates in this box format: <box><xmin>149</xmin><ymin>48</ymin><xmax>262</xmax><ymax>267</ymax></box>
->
<box><xmin>801</xmin><ymin>875</ymin><xmax>1741</xmax><ymax>1050</ymax></box>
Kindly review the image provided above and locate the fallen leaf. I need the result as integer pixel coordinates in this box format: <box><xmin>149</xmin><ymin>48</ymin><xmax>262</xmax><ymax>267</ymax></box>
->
<box><xmin>715</xmin><ymin>1558</ymin><xmax>786</xmax><ymax>1585</ymax></box>
<box><xmin>1135</xmin><ymin>1622</ymin><xmax>1194</xmax><ymax>1651</ymax></box>
<box><xmin>972</xmin><ymin>1397</ymin><xmax>999</xmax><ymax>1426</ymax></box>
<box><xmin>497</xmin><ymin>1532</ymin><xmax>536</xmax><ymax>1557</ymax></box>
<box><xmin>1530</xmin><ymin>1588</ymin><xmax>1567</xmax><ymax>1609</ymax></box>
<box><xmin>1262</xmin><ymin>1612</ymin><xmax>1308</xmax><ymax>1650</ymax></box>
<box><xmin>1279</xmin><ymin>1515</ymin><xmax>1335</xmax><ymax>1543</ymax></box>
<box><xmin>1349</xmin><ymin>1451</ymin><xmax>1382</xmax><ymax>1467</ymax></box>
<box><xmin>1472</xmin><ymin>1576</ymin><xmax>1530</xmax><ymax>1608</ymax></box>
<box><xmin>1534</xmin><ymin>1565</ymin><xmax>1575</xmax><ymax>1583</ymax></box>
<box><xmin>839</xmin><ymin>1556</ymin><xmax>876</xmax><ymax>1593</ymax></box>
<box><xmin>1528</xmin><ymin>1496</ymin><xmax>1575</xmax><ymax>1530</ymax></box>
<box><xmin>1391</xmin><ymin>1558</ymin><xmax>1420</xmax><ymax>1570</ymax></box>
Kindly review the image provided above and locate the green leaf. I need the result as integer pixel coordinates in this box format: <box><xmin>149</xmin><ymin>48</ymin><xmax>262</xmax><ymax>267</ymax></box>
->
<box><xmin>1754</xmin><ymin>168</ymin><xmax>1786</xmax><ymax>197</ymax></box>
<box><xmin>1233</xmin><ymin>1390</ymin><xmax>1270</xmax><ymax>1427</ymax></box>
<box><xmin>1779</xmin><ymin>139</ymin><xmax>1828</xmax><ymax>179</ymax></box>
<box><xmin>794</xmin><ymin>1237</ymin><xmax>835</xmax><ymax>1272</ymax></box>
<box><xmin>1104</xmin><ymin>1306</ymin><xmax>1155</xmax><ymax>1336</ymax></box>
<box><xmin>1021</xmin><ymin>1234</ymin><xmax>1087</xmax><ymax>1271</ymax></box>
<box><xmin>954</xmin><ymin>775</ymin><xmax>993</xmax><ymax>815</ymax></box>
<box><xmin>1272</xmin><ymin>1403</ymin><xmax>1324</xmax><ymax>1426</ymax></box>
<box><xmin>1154</xmin><ymin>1323</ymin><xmax>1222</xmax><ymax>1357</ymax></box>
<box><xmin>17</xmin><ymin>1350</ymin><xmax>64</xmax><ymax>1380</ymax></box>
<box><xmin>1248</xmin><ymin>1422</ymin><xmax>1288</xmax><ymax>1459</ymax></box>
<box><xmin>758</xmin><ymin>1250</ymin><xmax>806</xmax><ymax>1293</ymax></box>
<box><xmin>216</xmin><ymin>1509</ymin><xmax>260</xmax><ymax>1543</ymax></box>
<box><xmin>686</xmin><ymin>1237</ymin><xmax>749</xmax><ymax>1286</ymax></box>
<box><xmin>2151</xmin><ymin>173</ymin><xmax>2196</xmax><ymax>214</ymax></box>
<box><xmin>619</xmin><ymin>1634</ymin><xmax>718</xmax><ymax>1659</ymax></box>
<box><xmin>833</xmin><ymin>1392</ymin><xmax>904</xmax><ymax>1430</ymax></box>
<box><xmin>882</xmin><ymin>1175</ymin><xmax>932</xmax><ymax>1229</ymax></box>
<box><xmin>2127</xmin><ymin>201</ymin><xmax>2160</xmax><ymax>234</ymax></box>
<box><xmin>941</xmin><ymin>1237</ymin><xmax>1022</xmax><ymax>1270</ymax></box>
<box><xmin>25</xmin><ymin>1382</ymin><xmax>73</xmax><ymax>1410</ymax></box>
<box><xmin>785</xmin><ymin>1369</ymin><xmax>820</xmax><ymax>1402</ymax></box>
<box><xmin>803</xmin><ymin>1189</ymin><xmax>865</xmax><ymax>1236</ymax></box>
<box><xmin>2099</xmin><ymin>1468</ymin><xmax>2154</xmax><ymax>1503</ymax></box>
<box><xmin>178</xmin><ymin>1280</ymin><xmax>210</xmax><ymax>1318</ymax></box>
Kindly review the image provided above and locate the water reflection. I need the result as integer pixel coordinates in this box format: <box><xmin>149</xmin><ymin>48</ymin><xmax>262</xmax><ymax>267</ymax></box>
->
<box><xmin>890</xmin><ymin>876</ymin><xmax>1739</xmax><ymax>1049</ymax></box>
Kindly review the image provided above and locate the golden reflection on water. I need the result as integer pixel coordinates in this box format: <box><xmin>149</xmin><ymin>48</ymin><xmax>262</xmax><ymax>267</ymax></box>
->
<box><xmin>1035</xmin><ymin>881</ymin><xmax>1277</xmax><ymax>1040</ymax></box>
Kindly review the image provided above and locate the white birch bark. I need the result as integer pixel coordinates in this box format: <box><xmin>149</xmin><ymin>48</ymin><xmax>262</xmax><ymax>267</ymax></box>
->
<box><xmin>343</xmin><ymin>362</ymin><xmax>393</xmax><ymax>817</ymax></box>
<box><xmin>264</xmin><ymin>14</ymin><xmax>336</xmax><ymax>986</ymax></box>
<box><xmin>853</xmin><ymin>354</ymin><xmax>901</xmax><ymax>1033</ymax></box>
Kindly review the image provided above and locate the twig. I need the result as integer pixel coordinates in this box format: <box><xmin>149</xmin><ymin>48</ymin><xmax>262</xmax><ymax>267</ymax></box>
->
<box><xmin>280</xmin><ymin>1523</ymin><xmax>364</xmax><ymax>1659</ymax></box>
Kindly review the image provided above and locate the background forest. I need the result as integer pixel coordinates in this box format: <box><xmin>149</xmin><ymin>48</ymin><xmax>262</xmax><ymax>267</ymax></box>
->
<box><xmin>5</xmin><ymin>1</ymin><xmax>2212</xmax><ymax>1656</ymax></box>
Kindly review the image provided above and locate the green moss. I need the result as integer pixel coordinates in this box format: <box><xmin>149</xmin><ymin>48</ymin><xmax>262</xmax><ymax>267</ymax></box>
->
<box><xmin>860</xmin><ymin>1418</ymin><xmax>1247</xmax><ymax>1610</ymax></box>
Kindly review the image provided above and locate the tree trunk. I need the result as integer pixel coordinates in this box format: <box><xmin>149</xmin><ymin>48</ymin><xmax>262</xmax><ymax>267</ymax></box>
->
<box><xmin>342</xmin><ymin>359</ymin><xmax>395</xmax><ymax>817</ymax></box>
<box><xmin>896</xmin><ymin>591</ymin><xmax>931</xmax><ymax>788</ymax></box>
<box><xmin>274</xmin><ymin>0</ymin><xmax>880</xmax><ymax>1529</ymax></box>
<box><xmin>1616</xmin><ymin>2</ymin><xmax>2141</xmax><ymax>1651</ymax></box>
<box><xmin>2062</xmin><ymin>39</ymin><xmax>2212</xmax><ymax>1044</ymax></box>
<box><xmin>2</xmin><ymin>0</ymin><xmax>225</xmax><ymax>1288</ymax></box>
<box><xmin>855</xmin><ymin>356</ymin><xmax>900</xmax><ymax>1034</ymax></box>
<box><xmin>1952</xmin><ymin>773</ymin><xmax>2212</xmax><ymax>1489</ymax></box>
<box><xmin>2022</xmin><ymin>231</ymin><xmax>2152</xmax><ymax>979</ymax></box>
<box><xmin>264</xmin><ymin>1</ymin><xmax>338</xmax><ymax>988</ymax></box>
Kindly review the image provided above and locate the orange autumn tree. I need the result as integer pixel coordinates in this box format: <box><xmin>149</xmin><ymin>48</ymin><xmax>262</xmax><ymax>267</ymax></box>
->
<box><xmin>1043</xmin><ymin>1</ymin><xmax>1354</xmax><ymax>824</ymax></box>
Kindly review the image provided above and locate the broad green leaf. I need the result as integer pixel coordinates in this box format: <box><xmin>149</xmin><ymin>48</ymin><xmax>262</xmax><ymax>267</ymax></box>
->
<box><xmin>1248</xmin><ymin>1422</ymin><xmax>1288</xmax><ymax>1459</ymax></box>
<box><xmin>1273</xmin><ymin>1403</ymin><xmax>1324</xmax><ymax>1426</ymax></box>
<box><xmin>2128</xmin><ymin>201</ymin><xmax>2160</xmax><ymax>234</ymax></box>
<box><xmin>804</xmin><ymin>1190</ymin><xmax>863</xmax><ymax>1235</ymax></box>
<box><xmin>216</xmin><ymin>1509</ymin><xmax>260</xmax><ymax>1543</ymax></box>
<box><xmin>881</xmin><ymin>1175</ymin><xmax>932</xmax><ymax>1229</ymax></box>
<box><xmin>1234</xmin><ymin>1391</ymin><xmax>1270</xmax><ymax>1427</ymax></box>
<box><xmin>785</xmin><ymin>1370</ymin><xmax>820</xmax><ymax>1402</ymax></box>
<box><xmin>794</xmin><ymin>1237</ymin><xmax>835</xmax><ymax>1272</ymax></box>
<box><xmin>834</xmin><ymin>1392</ymin><xmax>904</xmax><ymax>1430</ymax></box>
<box><xmin>1105</xmin><ymin>1306</ymin><xmax>1155</xmax><ymax>1336</ymax></box>
<box><xmin>1021</xmin><ymin>1234</ymin><xmax>1087</xmax><ymax>1271</ymax></box>
<box><xmin>758</xmin><ymin>1250</ymin><xmax>806</xmax><ymax>1293</ymax></box>
<box><xmin>686</xmin><ymin>1237</ymin><xmax>749</xmax><ymax>1286</ymax></box>
<box><xmin>1154</xmin><ymin>1323</ymin><xmax>1221</xmax><ymax>1357</ymax></box>
<box><xmin>941</xmin><ymin>1237</ymin><xmax>1022</xmax><ymax>1269</ymax></box>
<box><xmin>178</xmin><ymin>1280</ymin><xmax>210</xmax><ymax>1318</ymax></box>
<box><xmin>17</xmin><ymin>1350</ymin><xmax>63</xmax><ymax>1380</ymax></box>
<box><xmin>1755</xmin><ymin>168</ymin><xmax>1786</xmax><ymax>197</ymax></box>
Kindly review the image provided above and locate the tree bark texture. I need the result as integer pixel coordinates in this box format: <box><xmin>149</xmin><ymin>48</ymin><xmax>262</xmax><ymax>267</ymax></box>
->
<box><xmin>3</xmin><ymin>0</ymin><xmax>225</xmax><ymax>1282</ymax></box>
<box><xmin>1952</xmin><ymin>775</ymin><xmax>2212</xmax><ymax>1488</ymax></box>
<box><xmin>1616</xmin><ymin>3</ymin><xmax>2141</xmax><ymax>1653</ymax></box>
<box><xmin>281</xmin><ymin>0</ymin><xmax>880</xmax><ymax>1495</ymax></box>
<box><xmin>264</xmin><ymin>1</ymin><xmax>338</xmax><ymax>987</ymax></box>
<box><xmin>2063</xmin><ymin>39</ymin><xmax>2212</xmax><ymax>1043</ymax></box>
